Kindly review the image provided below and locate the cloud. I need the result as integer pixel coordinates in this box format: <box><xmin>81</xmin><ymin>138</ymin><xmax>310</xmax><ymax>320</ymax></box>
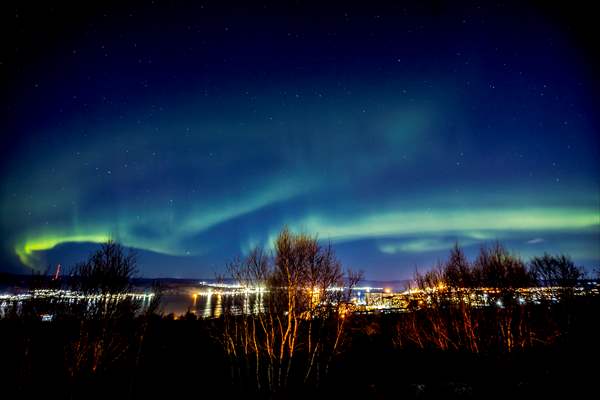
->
<box><xmin>379</xmin><ymin>238</ymin><xmax>455</xmax><ymax>254</ymax></box>
<box><xmin>526</xmin><ymin>238</ymin><xmax>545</xmax><ymax>244</ymax></box>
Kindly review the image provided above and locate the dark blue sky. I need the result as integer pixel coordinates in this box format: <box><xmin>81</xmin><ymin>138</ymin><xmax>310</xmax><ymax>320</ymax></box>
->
<box><xmin>1</xmin><ymin>1</ymin><xmax>598</xmax><ymax>279</ymax></box>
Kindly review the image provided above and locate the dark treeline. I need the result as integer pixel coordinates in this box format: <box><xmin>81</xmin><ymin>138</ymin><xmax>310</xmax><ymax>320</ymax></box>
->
<box><xmin>396</xmin><ymin>244</ymin><xmax>587</xmax><ymax>353</ymax></box>
<box><xmin>0</xmin><ymin>232</ymin><xmax>598</xmax><ymax>399</ymax></box>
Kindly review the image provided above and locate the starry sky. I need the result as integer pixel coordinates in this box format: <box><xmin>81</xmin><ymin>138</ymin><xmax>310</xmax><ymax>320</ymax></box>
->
<box><xmin>1</xmin><ymin>1</ymin><xmax>599</xmax><ymax>279</ymax></box>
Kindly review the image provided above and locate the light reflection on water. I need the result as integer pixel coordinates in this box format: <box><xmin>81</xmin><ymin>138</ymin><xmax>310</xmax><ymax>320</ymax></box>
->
<box><xmin>0</xmin><ymin>292</ymin><xmax>262</xmax><ymax>319</ymax></box>
<box><xmin>0</xmin><ymin>291</ymin><xmax>263</xmax><ymax>318</ymax></box>
<box><xmin>160</xmin><ymin>292</ymin><xmax>264</xmax><ymax>318</ymax></box>
<box><xmin>0</xmin><ymin>291</ymin><xmax>157</xmax><ymax>318</ymax></box>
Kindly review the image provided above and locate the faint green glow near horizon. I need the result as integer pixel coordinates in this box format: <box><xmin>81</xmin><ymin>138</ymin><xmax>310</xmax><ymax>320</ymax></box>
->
<box><xmin>16</xmin><ymin>206</ymin><xmax>599</xmax><ymax>270</ymax></box>
<box><xmin>294</xmin><ymin>207</ymin><xmax>600</xmax><ymax>242</ymax></box>
<box><xmin>379</xmin><ymin>238</ymin><xmax>478</xmax><ymax>254</ymax></box>
<box><xmin>14</xmin><ymin>175</ymin><xmax>312</xmax><ymax>270</ymax></box>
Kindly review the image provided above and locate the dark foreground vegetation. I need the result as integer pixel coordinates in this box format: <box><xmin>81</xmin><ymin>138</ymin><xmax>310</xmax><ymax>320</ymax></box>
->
<box><xmin>1</xmin><ymin>231</ymin><xmax>599</xmax><ymax>399</ymax></box>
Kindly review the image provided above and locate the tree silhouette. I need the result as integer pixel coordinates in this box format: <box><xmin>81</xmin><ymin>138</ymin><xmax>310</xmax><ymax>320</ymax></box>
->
<box><xmin>72</xmin><ymin>240</ymin><xmax>137</xmax><ymax>296</ymax></box>
<box><xmin>65</xmin><ymin>240</ymin><xmax>142</xmax><ymax>391</ymax></box>
<box><xmin>221</xmin><ymin>227</ymin><xmax>360</xmax><ymax>393</ymax></box>
<box><xmin>530</xmin><ymin>253</ymin><xmax>583</xmax><ymax>289</ymax></box>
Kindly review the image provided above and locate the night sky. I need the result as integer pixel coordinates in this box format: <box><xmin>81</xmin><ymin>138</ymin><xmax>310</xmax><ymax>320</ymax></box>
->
<box><xmin>1</xmin><ymin>1</ymin><xmax>598</xmax><ymax>279</ymax></box>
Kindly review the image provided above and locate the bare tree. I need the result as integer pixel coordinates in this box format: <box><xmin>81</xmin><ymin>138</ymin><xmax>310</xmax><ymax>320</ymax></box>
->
<box><xmin>402</xmin><ymin>243</ymin><xmax>538</xmax><ymax>353</ymax></box>
<box><xmin>530</xmin><ymin>253</ymin><xmax>583</xmax><ymax>292</ymax></box>
<box><xmin>72</xmin><ymin>240</ymin><xmax>137</xmax><ymax>295</ymax></box>
<box><xmin>472</xmin><ymin>242</ymin><xmax>533</xmax><ymax>294</ymax></box>
<box><xmin>65</xmin><ymin>240</ymin><xmax>142</xmax><ymax>388</ymax></box>
<box><xmin>220</xmin><ymin>227</ymin><xmax>360</xmax><ymax>393</ymax></box>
